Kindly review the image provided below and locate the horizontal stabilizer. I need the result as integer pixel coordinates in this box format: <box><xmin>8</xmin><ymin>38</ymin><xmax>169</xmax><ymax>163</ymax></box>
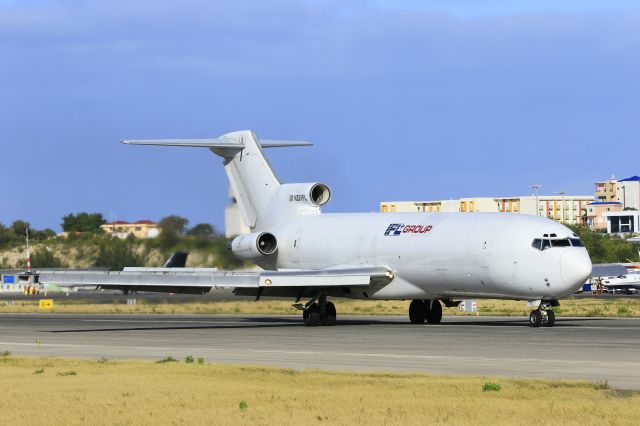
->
<box><xmin>260</xmin><ymin>140</ymin><xmax>313</xmax><ymax>148</ymax></box>
<box><xmin>121</xmin><ymin>138</ymin><xmax>243</xmax><ymax>149</ymax></box>
<box><xmin>121</xmin><ymin>138</ymin><xmax>312</xmax><ymax>149</ymax></box>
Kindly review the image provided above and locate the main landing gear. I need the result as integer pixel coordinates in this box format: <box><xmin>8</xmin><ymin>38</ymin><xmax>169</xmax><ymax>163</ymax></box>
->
<box><xmin>301</xmin><ymin>294</ymin><xmax>336</xmax><ymax>327</ymax></box>
<box><xmin>409</xmin><ymin>299</ymin><xmax>442</xmax><ymax>324</ymax></box>
<box><xmin>529</xmin><ymin>302</ymin><xmax>556</xmax><ymax>328</ymax></box>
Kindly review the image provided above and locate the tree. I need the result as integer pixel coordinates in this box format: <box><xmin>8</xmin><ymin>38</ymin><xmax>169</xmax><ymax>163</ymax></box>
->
<box><xmin>158</xmin><ymin>215</ymin><xmax>189</xmax><ymax>250</ymax></box>
<box><xmin>159</xmin><ymin>215</ymin><xmax>189</xmax><ymax>235</ymax></box>
<box><xmin>11</xmin><ymin>220</ymin><xmax>30</xmax><ymax>237</ymax></box>
<box><xmin>187</xmin><ymin>223</ymin><xmax>216</xmax><ymax>239</ymax></box>
<box><xmin>31</xmin><ymin>248</ymin><xmax>67</xmax><ymax>268</ymax></box>
<box><xmin>62</xmin><ymin>212</ymin><xmax>106</xmax><ymax>233</ymax></box>
<box><xmin>94</xmin><ymin>238</ymin><xmax>143</xmax><ymax>270</ymax></box>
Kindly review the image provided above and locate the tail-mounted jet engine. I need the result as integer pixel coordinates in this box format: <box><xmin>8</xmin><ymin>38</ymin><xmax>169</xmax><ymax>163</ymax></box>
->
<box><xmin>230</xmin><ymin>232</ymin><xmax>278</xmax><ymax>261</ymax></box>
<box><xmin>281</xmin><ymin>182</ymin><xmax>332</xmax><ymax>206</ymax></box>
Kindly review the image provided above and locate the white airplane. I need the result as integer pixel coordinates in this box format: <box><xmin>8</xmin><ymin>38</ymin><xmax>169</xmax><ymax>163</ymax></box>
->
<box><xmin>40</xmin><ymin>130</ymin><xmax>592</xmax><ymax>327</ymax></box>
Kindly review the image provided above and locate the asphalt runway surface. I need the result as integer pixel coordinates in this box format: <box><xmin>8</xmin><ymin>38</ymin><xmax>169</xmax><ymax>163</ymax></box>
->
<box><xmin>1</xmin><ymin>313</ymin><xmax>639</xmax><ymax>389</ymax></box>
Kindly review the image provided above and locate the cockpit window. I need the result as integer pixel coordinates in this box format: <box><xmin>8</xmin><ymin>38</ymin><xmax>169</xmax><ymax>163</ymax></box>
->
<box><xmin>531</xmin><ymin>236</ymin><xmax>584</xmax><ymax>251</ymax></box>
<box><xmin>551</xmin><ymin>239</ymin><xmax>571</xmax><ymax>247</ymax></box>
<box><xmin>569</xmin><ymin>238</ymin><xmax>583</xmax><ymax>247</ymax></box>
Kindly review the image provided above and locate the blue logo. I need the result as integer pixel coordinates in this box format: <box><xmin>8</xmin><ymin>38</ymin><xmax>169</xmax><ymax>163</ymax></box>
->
<box><xmin>384</xmin><ymin>223</ymin><xmax>404</xmax><ymax>236</ymax></box>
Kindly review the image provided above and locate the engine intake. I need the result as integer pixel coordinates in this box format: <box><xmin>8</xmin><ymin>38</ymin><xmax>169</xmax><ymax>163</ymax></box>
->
<box><xmin>310</xmin><ymin>183</ymin><xmax>331</xmax><ymax>206</ymax></box>
<box><xmin>230</xmin><ymin>232</ymin><xmax>278</xmax><ymax>261</ymax></box>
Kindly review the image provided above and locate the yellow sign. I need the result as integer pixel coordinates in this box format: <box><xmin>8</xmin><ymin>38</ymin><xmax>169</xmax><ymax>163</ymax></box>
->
<box><xmin>39</xmin><ymin>299</ymin><xmax>54</xmax><ymax>309</ymax></box>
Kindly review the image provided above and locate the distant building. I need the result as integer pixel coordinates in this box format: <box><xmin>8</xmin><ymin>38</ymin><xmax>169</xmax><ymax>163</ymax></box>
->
<box><xmin>100</xmin><ymin>220</ymin><xmax>160</xmax><ymax>239</ymax></box>
<box><xmin>224</xmin><ymin>187</ymin><xmax>250</xmax><ymax>238</ymax></box>
<box><xmin>605</xmin><ymin>210</ymin><xmax>640</xmax><ymax>234</ymax></box>
<box><xmin>586</xmin><ymin>202</ymin><xmax>623</xmax><ymax>230</ymax></box>
<box><xmin>616</xmin><ymin>176</ymin><xmax>640</xmax><ymax>211</ymax></box>
<box><xmin>381</xmin><ymin>195</ymin><xmax>594</xmax><ymax>226</ymax></box>
<box><xmin>595</xmin><ymin>178</ymin><xmax>618</xmax><ymax>203</ymax></box>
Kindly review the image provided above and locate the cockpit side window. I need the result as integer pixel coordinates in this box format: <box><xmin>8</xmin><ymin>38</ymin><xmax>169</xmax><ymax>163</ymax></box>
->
<box><xmin>531</xmin><ymin>239</ymin><xmax>542</xmax><ymax>250</ymax></box>
<box><xmin>569</xmin><ymin>238</ymin><xmax>583</xmax><ymax>247</ymax></box>
<box><xmin>541</xmin><ymin>239</ymin><xmax>551</xmax><ymax>250</ymax></box>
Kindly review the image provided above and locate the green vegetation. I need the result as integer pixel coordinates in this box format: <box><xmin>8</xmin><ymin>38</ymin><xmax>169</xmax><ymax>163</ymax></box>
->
<box><xmin>0</xmin><ymin>213</ymin><xmax>245</xmax><ymax>270</ymax></box>
<box><xmin>482</xmin><ymin>382</ymin><xmax>502</xmax><ymax>392</ymax></box>
<box><xmin>569</xmin><ymin>225</ymin><xmax>639</xmax><ymax>263</ymax></box>
<box><xmin>61</xmin><ymin>212</ymin><xmax>106</xmax><ymax>233</ymax></box>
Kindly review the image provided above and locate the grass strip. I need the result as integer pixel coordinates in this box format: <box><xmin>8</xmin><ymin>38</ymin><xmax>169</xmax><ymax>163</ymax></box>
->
<box><xmin>0</xmin><ymin>355</ymin><xmax>638</xmax><ymax>425</ymax></box>
<box><xmin>1</xmin><ymin>298</ymin><xmax>639</xmax><ymax>317</ymax></box>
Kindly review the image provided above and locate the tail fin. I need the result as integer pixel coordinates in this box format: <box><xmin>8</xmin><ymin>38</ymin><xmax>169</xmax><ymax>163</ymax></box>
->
<box><xmin>163</xmin><ymin>252</ymin><xmax>189</xmax><ymax>268</ymax></box>
<box><xmin>122</xmin><ymin>130</ymin><xmax>316</xmax><ymax>230</ymax></box>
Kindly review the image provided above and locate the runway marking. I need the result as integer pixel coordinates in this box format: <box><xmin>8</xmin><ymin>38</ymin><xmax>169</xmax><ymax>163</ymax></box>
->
<box><xmin>80</xmin><ymin>319</ymin><xmax>246</xmax><ymax>324</ymax></box>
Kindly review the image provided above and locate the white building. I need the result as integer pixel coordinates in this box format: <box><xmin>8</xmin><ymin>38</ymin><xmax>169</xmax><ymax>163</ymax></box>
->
<box><xmin>605</xmin><ymin>210</ymin><xmax>640</xmax><ymax>234</ymax></box>
<box><xmin>381</xmin><ymin>195</ymin><xmax>594</xmax><ymax>226</ymax></box>
<box><xmin>616</xmin><ymin>176</ymin><xmax>640</xmax><ymax>211</ymax></box>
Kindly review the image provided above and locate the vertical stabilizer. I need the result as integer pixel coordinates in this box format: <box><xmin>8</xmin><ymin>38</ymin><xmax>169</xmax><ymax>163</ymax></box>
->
<box><xmin>214</xmin><ymin>131</ymin><xmax>281</xmax><ymax>230</ymax></box>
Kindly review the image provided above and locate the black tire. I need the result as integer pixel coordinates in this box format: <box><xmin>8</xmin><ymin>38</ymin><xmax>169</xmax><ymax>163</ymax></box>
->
<box><xmin>304</xmin><ymin>303</ymin><xmax>321</xmax><ymax>326</ymax></box>
<box><xmin>322</xmin><ymin>301</ymin><xmax>337</xmax><ymax>326</ymax></box>
<box><xmin>409</xmin><ymin>300</ymin><xmax>426</xmax><ymax>324</ymax></box>
<box><xmin>529</xmin><ymin>310</ymin><xmax>543</xmax><ymax>327</ymax></box>
<box><xmin>426</xmin><ymin>300</ymin><xmax>442</xmax><ymax>324</ymax></box>
<box><xmin>544</xmin><ymin>310</ymin><xmax>555</xmax><ymax>327</ymax></box>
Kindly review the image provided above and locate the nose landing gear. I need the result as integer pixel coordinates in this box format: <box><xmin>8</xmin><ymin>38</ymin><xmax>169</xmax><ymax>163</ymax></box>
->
<box><xmin>529</xmin><ymin>301</ymin><xmax>556</xmax><ymax>327</ymax></box>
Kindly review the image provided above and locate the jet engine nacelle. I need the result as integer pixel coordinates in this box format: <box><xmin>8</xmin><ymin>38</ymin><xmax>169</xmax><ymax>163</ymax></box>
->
<box><xmin>280</xmin><ymin>182</ymin><xmax>332</xmax><ymax>207</ymax></box>
<box><xmin>230</xmin><ymin>232</ymin><xmax>278</xmax><ymax>261</ymax></box>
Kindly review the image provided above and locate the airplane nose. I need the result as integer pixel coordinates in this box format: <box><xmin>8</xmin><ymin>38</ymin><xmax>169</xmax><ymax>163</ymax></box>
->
<box><xmin>559</xmin><ymin>249</ymin><xmax>592</xmax><ymax>292</ymax></box>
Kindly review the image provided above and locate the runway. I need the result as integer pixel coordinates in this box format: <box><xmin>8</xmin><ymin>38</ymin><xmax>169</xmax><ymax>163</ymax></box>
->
<box><xmin>1</xmin><ymin>313</ymin><xmax>639</xmax><ymax>389</ymax></box>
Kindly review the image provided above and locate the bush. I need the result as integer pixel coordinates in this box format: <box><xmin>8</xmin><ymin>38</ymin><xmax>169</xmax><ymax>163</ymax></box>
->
<box><xmin>239</xmin><ymin>400</ymin><xmax>248</xmax><ymax>410</ymax></box>
<box><xmin>482</xmin><ymin>382</ymin><xmax>501</xmax><ymax>392</ymax></box>
<box><xmin>94</xmin><ymin>238</ymin><xmax>143</xmax><ymax>270</ymax></box>
<box><xmin>156</xmin><ymin>356</ymin><xmax>178</xmax><ymax>364</ymax></box>
<box><xmin>185</xmin><ymin>355</ymin><xmax>194</xmax><ymax>364</ymax></box>
<box><xmin>31</xmin><ymin>247</ymin><xmax>67</xmax><ymax>268</ymax></box>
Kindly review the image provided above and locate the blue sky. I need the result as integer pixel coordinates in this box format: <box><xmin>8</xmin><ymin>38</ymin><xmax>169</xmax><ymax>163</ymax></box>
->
<box><xmin>1</xmin><ymin>1</ymin><xmax>639</xmax><ymax>232</ymax></box>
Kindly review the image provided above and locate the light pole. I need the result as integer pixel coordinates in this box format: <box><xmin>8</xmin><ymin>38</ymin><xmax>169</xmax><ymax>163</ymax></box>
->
<box><xmin>554</xmin><ymin>191</ymin><xmax>566</xmax><ymax>223</ymax></box>
<box><xmin>530</xmin><ymin>184</ymin><xmax>541</xmax><ymax>216</ymax></box>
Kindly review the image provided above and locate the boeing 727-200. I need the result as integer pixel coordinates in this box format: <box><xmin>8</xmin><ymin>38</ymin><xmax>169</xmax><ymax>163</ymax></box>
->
<box><xmin>40</xmin><ymin>130</ymin><xmax>592</xmax><ymax>327</ymax></box>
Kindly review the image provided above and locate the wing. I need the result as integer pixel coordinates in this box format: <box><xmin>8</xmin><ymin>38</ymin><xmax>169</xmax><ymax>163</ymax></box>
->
<box><xmin>38</xmin><ymin>267</ymin><xmax>395</xmax><ymax>297</ymax></box>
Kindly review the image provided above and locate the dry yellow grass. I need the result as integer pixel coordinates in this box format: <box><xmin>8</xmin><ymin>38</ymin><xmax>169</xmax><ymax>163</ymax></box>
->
<box><xmin>1</xmin><ymin>297</ymin><xmax>639</xmax><ymax>317</ymax></box>
<box><xmin>0</xmin><ymin>355</ymin><xmax>638</xmax><ymax>425</ymax></box>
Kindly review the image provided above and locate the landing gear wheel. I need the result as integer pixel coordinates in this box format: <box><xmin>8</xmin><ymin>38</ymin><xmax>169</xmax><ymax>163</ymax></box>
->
<box><xmin>529</xmin><ymin>310</ymin><xmax>543</xmax><ymax>327</ymax></box>
<box><xmin>544</xmin><ymin>309</ymin><xmax>555</xmax><ymax>327</ymax></box>
<box><xmin>321</xmin><ymin>302</ymin><xmax>337</xmax><ymax>326</ymax></box>
<box><xmin>409</xmin><ymin>300</ymin><xmax>426</xmax><ymax>324</ymax></box>
<box><xmin>303</xmin><ymin>303</ymin><xmax>321</xmax><ymax>327</ymax></box>
<box><xmin>426</xmin><ymin>300</ymin><xmax>442</xmax><ymax>324</ymax></box>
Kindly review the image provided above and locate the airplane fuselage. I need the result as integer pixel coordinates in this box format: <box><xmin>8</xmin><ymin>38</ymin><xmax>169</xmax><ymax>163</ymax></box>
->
<box><xmin>270</xmin><ymin>212</ymin><xmax>592</xmax><ymax>301</ymax></box>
